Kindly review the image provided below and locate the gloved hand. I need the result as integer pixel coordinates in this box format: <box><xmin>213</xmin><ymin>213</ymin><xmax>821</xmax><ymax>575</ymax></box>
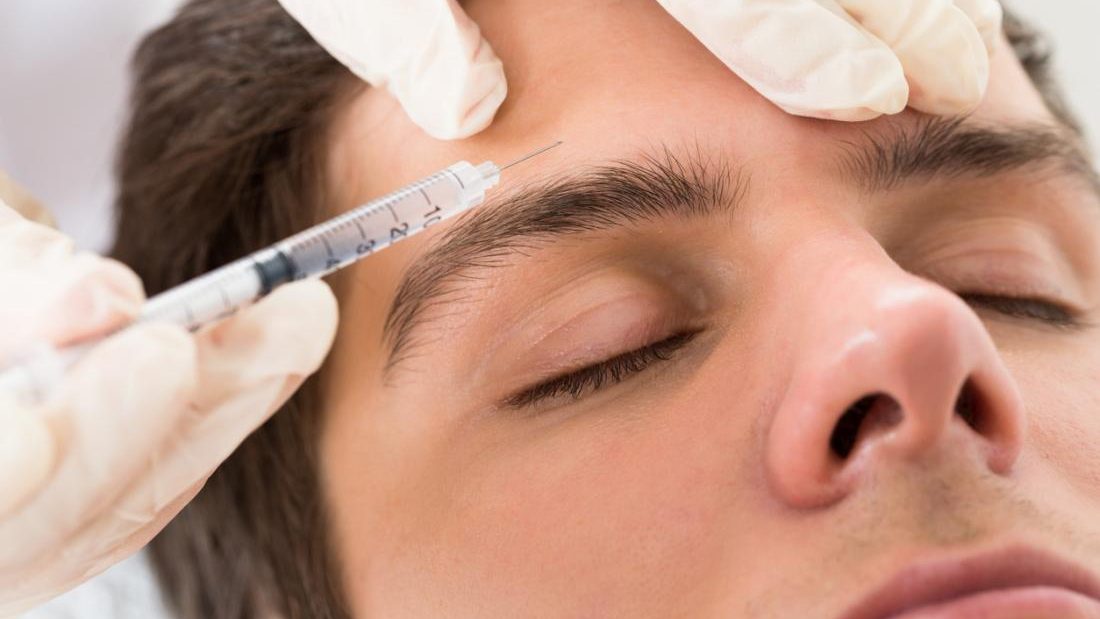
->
<box><xmin>276</xmin><ymin>0</ymin><xmax>1001</xmax><ymax>139</ymax></box>
<box><xmin>276</xmin><ymin>0</ymin><xmax>509</xmax><ymax>140</ymax></box>
<box><xmin>0</xmin><ymin>186</ymin><xmax>338</xmax><ymax>615</ymax></box>
<box><xmin>655</xmin><ymin>0</ymin><xmax>1004</xmax><ymax>120</ymax></box>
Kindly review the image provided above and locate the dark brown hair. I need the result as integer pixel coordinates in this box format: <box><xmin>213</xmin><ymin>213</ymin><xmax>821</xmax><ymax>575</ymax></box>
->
<box><xmin>112</xmin><ymin>1</ymin><xmax>357</xmax><ymax>617</ymax></box>
<box><xmin>111</xmin><ymin>2</ymin><xmax>1080</xmax><ymax>617</ymax></box>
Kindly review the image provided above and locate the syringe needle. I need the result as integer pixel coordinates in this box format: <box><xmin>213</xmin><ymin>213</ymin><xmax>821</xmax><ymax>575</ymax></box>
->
<box><xmin>498</xmin><ymin>141</ymin><xmax>563</xmax><ymax>171</ymax></box>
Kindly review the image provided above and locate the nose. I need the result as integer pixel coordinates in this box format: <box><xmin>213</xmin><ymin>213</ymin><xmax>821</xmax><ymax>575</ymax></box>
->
<box><xmin>764</xmin><ymin>264</ymin><xmax>1025</xmax><ymax>508</ymax></box>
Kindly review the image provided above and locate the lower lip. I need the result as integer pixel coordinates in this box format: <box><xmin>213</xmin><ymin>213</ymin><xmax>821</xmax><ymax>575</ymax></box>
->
<box><xmin>892</xmin><ymin>587</ymin><xmax>1100</xmax><ymax>619</ymax></box>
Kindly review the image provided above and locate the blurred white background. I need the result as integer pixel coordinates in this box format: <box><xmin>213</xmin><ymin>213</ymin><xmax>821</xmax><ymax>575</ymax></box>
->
<box><xmin>1</xmin><ymin>1</ymin><xmax>1098</xmax><ymax>618</ymax></box>
<box><xmin>0</xmin><ymin>0</ymin><xmax>181</xmax><ymax>252</ymax></box>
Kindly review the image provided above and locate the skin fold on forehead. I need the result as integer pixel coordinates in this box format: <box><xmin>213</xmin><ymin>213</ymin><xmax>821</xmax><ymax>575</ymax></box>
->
<box><xmin>315</xmin><ymin>1</ymin><xmax>1100</xmax><ymax>617</ymax></box>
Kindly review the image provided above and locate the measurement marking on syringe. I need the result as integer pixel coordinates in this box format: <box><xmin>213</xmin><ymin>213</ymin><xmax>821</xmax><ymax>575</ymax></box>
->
<box><xmin>445</xmin><ymin>168</ymin><xmax>466</xmax><ymax>189</ymax></box>
<box><xmin>354</xmin><ymin>220</ymin><xmax>367</xmax><ymax>240</ymax></box>
<box><xmin>386</xmin><ymin>204</ymin><xmax>399</xmax><ymax>222</ymax></box>
<box><xmin>419</xmin><ymin>188</ymin><xmax>433</xmax><ymax>207</ymax></box>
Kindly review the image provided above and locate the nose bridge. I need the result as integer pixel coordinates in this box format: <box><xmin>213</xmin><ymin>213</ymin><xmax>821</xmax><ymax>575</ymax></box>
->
<box><xmin>764</xmin><ymin>258</ymin><xmax>1024</xmax><ymax>508</ymax></box>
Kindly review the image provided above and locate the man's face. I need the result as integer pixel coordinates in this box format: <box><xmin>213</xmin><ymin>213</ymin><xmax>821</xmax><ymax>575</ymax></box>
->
<box><xmin>319</xmin><ymin>1</ymin><xmax>1100</xmax><ymax>616</ymax></box>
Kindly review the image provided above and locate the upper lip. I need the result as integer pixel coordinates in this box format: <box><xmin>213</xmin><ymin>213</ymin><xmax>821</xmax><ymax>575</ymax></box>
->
<box><xmin>837</xmin><ymin>544</ymin><xmax>1100</xmax><ymax>619</ymax></box>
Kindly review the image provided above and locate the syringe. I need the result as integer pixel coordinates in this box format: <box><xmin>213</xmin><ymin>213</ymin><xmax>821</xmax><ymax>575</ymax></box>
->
<box><xmin>0</xmin><ymin>141</ymin><xmax>562</xmax><ymax>405</ymax></box>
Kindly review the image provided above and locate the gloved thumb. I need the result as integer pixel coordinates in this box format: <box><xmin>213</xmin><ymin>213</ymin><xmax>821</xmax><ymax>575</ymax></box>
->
<box><xmin>276</xmin><ymin>0</ymin><xmax>507</xmax><ymax>140</ymax></box>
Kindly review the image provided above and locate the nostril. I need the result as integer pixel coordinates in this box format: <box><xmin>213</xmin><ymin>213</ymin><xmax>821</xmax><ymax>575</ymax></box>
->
<box><xmin>828</xmin><ymin>382</ymin><xmax>985</xmax><ymax>460</ymax></box>
<box><xmin>829</xmin><ymin>393</ymin><xmax>903</xmax><ymax>459</ymax></box>
<box><xmin>830</xmin><ymin>396</ymin><xmax>875</xmax><ymax>459</ymax></box>
<box><xmin>954</xmin><ymin>379</ymin><xmax>981</xmax><ymax>431</ymax></box>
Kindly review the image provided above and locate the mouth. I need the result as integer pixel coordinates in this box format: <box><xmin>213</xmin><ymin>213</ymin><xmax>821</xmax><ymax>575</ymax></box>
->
<box><xmin>838</xmin><ymin>544</ymin><xmax>1100</xmax><ymax>619</ymax></box>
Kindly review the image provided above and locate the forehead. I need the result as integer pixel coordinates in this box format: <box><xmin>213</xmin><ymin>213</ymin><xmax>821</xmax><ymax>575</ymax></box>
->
<box><xmin>329</xmin><ymin>0</ymin><xmax>1056</xmax><ymax>221</ymax></box>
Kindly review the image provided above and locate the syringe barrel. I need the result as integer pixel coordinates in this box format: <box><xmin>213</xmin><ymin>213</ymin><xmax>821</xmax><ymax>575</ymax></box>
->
<box><xmin>140</xmin><ymin>161</ymin><xmax>499</xmax><ymax>332</ymax></box>
<box><xmin>267</xmin><ymin>161</ymin><xmax>498</xmax><ymax>283</ymax></box>
<box><xmin>140</xmin><ymin>256</ymin><xmax>263</xmax><ymax>330</ymax></box>
<box><xmin>0</xmin><ymin>343</ymin><xmax>87</xmax><ymax>406</ymax></box>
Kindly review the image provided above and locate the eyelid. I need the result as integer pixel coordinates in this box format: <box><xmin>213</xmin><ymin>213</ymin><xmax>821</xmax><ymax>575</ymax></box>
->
<box><xmin>478</xmin><ymin>277</ymin><xmax>700</xmax><ymax>394</ymax></box>
<box><xmin>495</xmin><ymin>301</ymin><xmax>690</xmax><ymax>398</ymax></box>
<box><xmin>912</xmin><ymin>220</ymin><xmax>1088</xmax><ymax>306</ymax></box>
<box><xmin>504</xmin><ymin>329</ymin><xmax>701</xmax><ymax>410</ymax></box>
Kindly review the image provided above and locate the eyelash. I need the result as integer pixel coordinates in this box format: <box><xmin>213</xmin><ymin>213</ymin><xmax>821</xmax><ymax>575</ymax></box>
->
<box><xmin>959</xmin><ymin>293</ymin><xmax>1084</xmax><ymax>329</ymax></box>
<box><xmin>506</xmin><ymin>330</ymin><xmax>700</xmax><ymax>409</ymax></box>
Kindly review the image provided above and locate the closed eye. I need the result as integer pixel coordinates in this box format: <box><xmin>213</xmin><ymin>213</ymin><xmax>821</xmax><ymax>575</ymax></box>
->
<box><xmin>960</xmin><ymin>293</ymin><xmax>1084</xmax><ymax>329</ymax></box>
<box><xmin>505</xmin><ymin>330</ymin><xmax>700</xmax><ymax>409</ymax></box>
<box><xmin>504</xmin><ymin>293</ymin><xmax>1083</xmax><ymax>410</ymax></box>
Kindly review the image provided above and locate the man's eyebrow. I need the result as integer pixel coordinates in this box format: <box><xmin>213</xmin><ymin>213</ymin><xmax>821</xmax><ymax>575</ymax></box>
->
<box><xmin>381</xmin><ymin>148</ymin><xmax>747</xmax><ymax>369</ymax></box>
<box><xmin>381</xmin><ymin>120</ymin><xmax>1098</xmax><ymax>370</ymax></box>
<box><xmin>841</xmin><ymin>116</ymin><xmax>1099</xmax><ymax>193</ymax></box>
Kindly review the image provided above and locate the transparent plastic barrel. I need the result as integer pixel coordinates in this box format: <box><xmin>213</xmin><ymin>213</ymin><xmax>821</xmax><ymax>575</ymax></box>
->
<box><xmin>272</xmin><ymin>161</ymin><xmax>499</xmax><ymax>280</ymax></box>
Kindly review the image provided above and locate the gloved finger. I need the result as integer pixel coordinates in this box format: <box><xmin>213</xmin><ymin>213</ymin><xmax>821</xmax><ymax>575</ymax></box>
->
<box><xmin>0</xmin><ymin>252</ymin><xmax>144</xmax><ymax>361</ymax></box>
<box><xmin>276</xmin><ymin>0</ymin><xmax>507</xmax><ymax>139</ymax></box>
<box><xmin>837</xmin><ymin>0</ymin><xmax>990</xmax><ymax>115</ymax></box>
<box><xmin>0</xmin><ymin>395</ymin><xmax>55</xmax><ymax>518</ymax></box>
<box><xmin>160</xmin><ymin>279</ymin><xmax>336</xmax><ymax>486</ymax></box>
<box><xmin>0</xmin><ymin>172</ymin><xmax>53</xmax><ymax>227</ymax></box>
<box><xmin>0</xmin><ymin>323</ymin><xmax>197</xmax><ymax>573</ymax></box>
<box><xmin>192</xmin><ymin>278</ymin><xmax>336</xmax><ymax>411</ymax></box>
<box><xmin>655</xmin><ymin>0</ymin><xmax>908</xmax><ymax>121</ymax></box>
<box><xmin>80</xmin><ymin>279</ymin><xmax>338</xmax><ymax>554</ymax></box>
<box><xmin>952</xmin><ymin>0</ymin><xmax>1004</xmax><ymax>55</ymax></box>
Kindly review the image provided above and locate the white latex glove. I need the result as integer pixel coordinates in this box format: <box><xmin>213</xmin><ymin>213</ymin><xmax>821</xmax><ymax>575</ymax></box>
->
<box><xmin>278</xmin><ymin>0</ymin><xmax>1001</xmax><ymax>138</ymax></box>
<box><xmin>277</xmin><ymin>0</ymin><xmax>508</xmax><ymax>140</ymax></box>
<box><xmin>653</xmin><ymin>0</ymin><xmax>1003</xmax><ymax>120</ymax></box>
<box><xmin>0</xmin><ymin>191</ymin><xmax>338</xmax><ymax>615</ymax></box>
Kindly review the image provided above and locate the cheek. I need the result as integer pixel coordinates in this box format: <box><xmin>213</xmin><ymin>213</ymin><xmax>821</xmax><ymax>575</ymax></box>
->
<box><xmin>1010</xmin><ymin>341</ymin><xmax>1100</xmax><ymax>505</ymax></box>
<box><xmin>380</xmin><ymin>384</ymin><xmax>765</xmax><ymax>613</ymax></box>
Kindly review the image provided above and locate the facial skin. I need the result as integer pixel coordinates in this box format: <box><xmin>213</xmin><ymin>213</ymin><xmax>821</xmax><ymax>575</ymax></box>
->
<box><xmin>318</xmin><ymin>1</ymin><xmax>1100</xmax><ymax>616</ymax></box>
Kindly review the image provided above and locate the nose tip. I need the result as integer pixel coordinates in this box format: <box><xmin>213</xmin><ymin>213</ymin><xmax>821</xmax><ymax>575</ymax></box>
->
<box><xmin>765</xmin><ymin>281</ymin><xmax>1025</xmax><ymax>508</ymax></box>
